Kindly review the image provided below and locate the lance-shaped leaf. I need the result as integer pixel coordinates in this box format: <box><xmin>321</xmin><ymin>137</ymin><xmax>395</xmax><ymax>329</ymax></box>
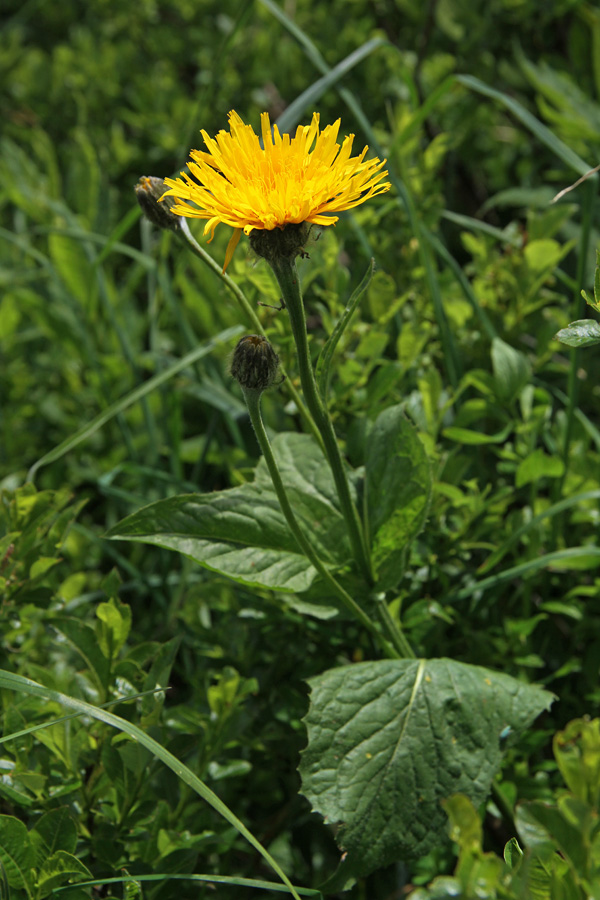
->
<box><xmin>299</xmin><ymin>658</ymin><xmax>553</xmax><ymax>876</ymax></box>
<box><xmin>108</xmin><ymin>433</ymin><xmax>352</xmax><ymax>593</ymax></box>
<box><xmin>365</xmin><ymin>405</ymin><xmax>431</xmax><ymax>589</ymax></box>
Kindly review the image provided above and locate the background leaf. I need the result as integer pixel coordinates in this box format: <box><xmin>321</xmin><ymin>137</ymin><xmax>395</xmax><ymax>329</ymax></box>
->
<box><xmin>554</xmin><ymin>319</ymin><xmax>600</xmax><ymax>347</ymax></box>
<box><xmin>365</xmin><ymin>405</ymin><xmax>432</xmax><ymax>589</ymax></box>
<box><xmin>491</xmin><ymin>337</ymin><xmax>532</xmax><ymax>403</ymax></box>
<box><xmin>36</xmin><ymin>850</ymin><xmax>92</xmax><ymax>898</ymax></box>
<box><xmin>30</xmin><ymin>808</ymin><xmax>78</xmax><ymax>865</ymax></box>
<box><xmin>0</xmin><ymin>815</ymin><xmax>35</xmax><ymax>891</ymax></box>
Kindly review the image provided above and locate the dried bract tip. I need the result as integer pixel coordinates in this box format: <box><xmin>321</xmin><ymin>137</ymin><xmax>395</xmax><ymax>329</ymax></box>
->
<box><xmin>230</xmin><ymin>335</ymin><xmax>280</xmax><ymax>393</ymax></box>
<box><xmin>135</xmin><ymin>176</ymin><xmax>180</xmax><ymax>231</ymax></box>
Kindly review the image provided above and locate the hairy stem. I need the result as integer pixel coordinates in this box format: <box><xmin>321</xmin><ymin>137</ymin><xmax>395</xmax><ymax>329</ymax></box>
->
<box><xmin>177</xmin><ymin>220</ymin><xmax>325</xmax><ymax>453</ymax></box>
<box><xmin>269</xmin><ymin>256</ymin><xmax>373</xmax><ymax>585</ymax></box>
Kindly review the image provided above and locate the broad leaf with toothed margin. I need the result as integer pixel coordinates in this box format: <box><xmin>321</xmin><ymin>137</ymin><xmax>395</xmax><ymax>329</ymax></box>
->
<box><xmin>299</xmin><ymin>658</ymin><xmax>553</xmax><ymax>877</ymax></box>
<box><xmin>107</xmin><ymin>432</ymin><xmax>352</xmax><ymax>593</ymax></box>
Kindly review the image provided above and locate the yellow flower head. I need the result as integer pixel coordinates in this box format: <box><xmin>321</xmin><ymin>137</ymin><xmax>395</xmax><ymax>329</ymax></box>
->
<box><xmin>161</xmin><ymin>110</ymin><xmax>391</xmax><ymax>270</ymax></box>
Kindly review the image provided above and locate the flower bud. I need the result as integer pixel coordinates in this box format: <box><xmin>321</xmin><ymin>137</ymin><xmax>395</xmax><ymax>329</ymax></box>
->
<box><xmin>134</xmin><ymin>176</ymin><xmax>180</xmax><ymax>231</ymax></box>
<box><xmin>230</xmin><ymin>335</ymin><xmax>280</xmax><ymax>393</ymax></box>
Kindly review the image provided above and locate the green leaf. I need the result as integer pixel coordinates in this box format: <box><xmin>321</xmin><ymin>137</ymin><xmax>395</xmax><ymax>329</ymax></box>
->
<box><xmin>141</xmin><ymin>637</ymin><xmax>180</xmax><ymax>722</ymax></box>
<box><xmin>276</xmin><ymin>41</ymin><xmax>387</xmax><ymax>133</ymax></box>
<box><xmin>51</xmin><ymin>616</ymin><xmax>110</xmax><ymax>697</ymax></box>
<box><xmin>108</xmin><ymin>433</ymin><xmax>352</xmax><ymax>594</ymax></box>
<box><xmin>29</xmin><ymin>556</ymin><xmax>61</xmax><ymax>580</ymax></box>
<box><xmin>0</xmin><ymin>814</ymin><xmax>35</xmax><ymax>891</ymax></box>
<box><xmin>96</xmin><ymin>596</ymin><xmax>132</xmax><ymax>659</ymax></box>
<box><xmin>443</xmin><ymin>794</ymin><xmax>482</xmax><ymax>849</ymax></box>
<box><xmin>451</xmin><ymin>547</ymin><xmax>600</xmax><ymax>603</ymax></box>
<box><xmin>30</xmin><ymin>808</ymin><xmax>77</xmax><ymax>866</ymax></box>
<box><xmin>27</xmin><ymin>325</ymin><xmax>243</xmax><ymax>481</ymax></box>
<box><xmin>504</xmin><ymin>837</ymin><xmax>524</xmax><ymax>869</ymax></box>
<box><xmin>491</xmin><ymin>337</ymin><xmax>531</xmax><ymax>403</ymax></box>
<box><xmin>553</xmin><ymin>718</ymin><xmax>600</xmax><ymax>809</ymax></box>
<box><xmin>51</xmin><ymin>873</ymin><xmax>322</xmax><ymax>897</ymax></box>
<box><xmin>299</xmin><ymin>658</ymin><xmax>553</xmax><ymax>876</ymax></box>
<box><xmin>554</xmin><ymin>319</ymin><xmax>600</xmax><ymax>348</ymax></box>
<box><xmin>442</xmin><ymin>422</ymin><xmax>513</xmax><ymax>444</ymax></box>
<box><xmin>0</xmin><ymin>669</ymin><xmax>301</xmax><ymax>900</ymax></box>
<box><xmin>36</xmin><ymin>851</ymin><xmax>92</xmax><ymax>898</ymax></box>
<box><xmin>365</xmin><ymin>405</ymin><xmax>431</xmax><ymax>589</ymax></box>
<box><xmin>515</xmin><ymin>801</ymin><xmax>587</xmax><ymax>873</ymax></box>
<box><xmin>581</xmin><ymin>250</ymin><xmax>600</xmax><ymax>313</ymax></box>
<box><xmin>48</xmin><ymin>232</ymin><xmax>91</xmax><ymax>305</ymax></box>
<box><xmin>455</xmin><ymin>74</ymin><xmax>592</xmax><ymax>175</ymax></box>
<box><xmin>516</xmin><ymin>449</ymin><xmax>565</xmax><ymax>487</ymax></box>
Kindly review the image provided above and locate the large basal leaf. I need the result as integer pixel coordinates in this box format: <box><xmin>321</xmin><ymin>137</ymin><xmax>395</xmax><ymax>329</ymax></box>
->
<box><xmin>365</xmin><ymin>405</ymin><xmax>431</xmax><ymax>589</ymax></box>
<box><xmin>299</xmin><ymin>658</ymin><xmax>553</xmax><ymax>876</ymax></box>
<box><xmin>108</xmin><ymin>433</ymin><xmax>352</xmax><ymax>594</ymax></box>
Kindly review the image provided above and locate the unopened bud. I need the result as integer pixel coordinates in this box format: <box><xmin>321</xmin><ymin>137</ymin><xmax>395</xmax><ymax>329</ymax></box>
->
<box><xmin>230</xmin><ymin>335</ymin><xmax>280</xmax><ymax>393</ymax></box>
<box><xmin>135</xmin><ymin>176</ymin><xmax>180</xmax><ymax>230</ymax></box>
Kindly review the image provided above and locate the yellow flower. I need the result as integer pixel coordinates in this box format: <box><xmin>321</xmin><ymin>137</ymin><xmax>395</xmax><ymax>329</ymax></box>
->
<box><xmin>161</xmin><ymin>110</ymin><xmax>391</xmax><ymax>270</ymax></box>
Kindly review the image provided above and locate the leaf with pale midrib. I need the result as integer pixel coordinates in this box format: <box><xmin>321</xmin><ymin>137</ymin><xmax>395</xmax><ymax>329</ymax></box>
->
<box><xmin>108</xmin><ymin>433</ymin><xmax>353</xmax><ymax>594</ymax></box>
<box><xmin>299</xmin><ymin>658</ymin><xmax>554</xmax><ymax>876</ymax></box>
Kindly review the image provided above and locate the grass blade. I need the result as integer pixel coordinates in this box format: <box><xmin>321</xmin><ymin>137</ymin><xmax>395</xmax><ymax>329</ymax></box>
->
<box><xmin>452</xmin><ymin>547</ymin><xmax>600</xmax><ymax>603</ymax></box>
<box><xmin>54</xmin><ymin>874</ymin><xmax>322</xmax><ymax>897</ymax></box>
<box><xmin>478</xmin><ymin>490</ymin><xmax>600</xmax><ymax>574</ymax></box>
<box><xmin>440</xmin><ymin>210</ymin><xmax>523</xmax><ymax>247</ymax></box>
<box><xmin>27</xmin><ymin>325</ymin><xmax>243</xmax><ymax>481</ymax></box>
<box><xmin>455</xmin><ymin>74</ymin><xmax>593</xmax><ymax>175</ymax></box>
<box><xmin>276</xmin><ymin>39</ymin><xmax>388</xmax><ymax>133</ymax></box>
<box><xmin>0</xmin><ymin>669</ymin><xmax>301</xmax><ymax>900</ymax></box>
<box><xmin>423</xmin><ymin>230</ymin><xmax>497</xmax><ymax>341</ymax></box>
<box><xmin>316</xmin><ymin>259</ymin><xmax>375</xmax><ymax>400</ymax></box>
<box><xmin>258</xmin><ymin>0</ymin><xmax>462</xmax><ymax>385</ymax></box>
<box><xmin>0</xmin><ymin>689</ymin><xmax>167</xmax><ymax>745</ymax></box>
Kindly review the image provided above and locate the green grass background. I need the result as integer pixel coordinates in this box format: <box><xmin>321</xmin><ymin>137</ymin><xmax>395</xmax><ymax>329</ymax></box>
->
<box><xmin>1</xmin><ymin>0</ymin><xmax>600</xmax><ymax>896</ymax></box>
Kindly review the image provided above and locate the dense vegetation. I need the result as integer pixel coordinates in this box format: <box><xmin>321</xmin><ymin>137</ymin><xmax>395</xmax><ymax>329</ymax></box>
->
<box><xmin>1</xmin><ymin>0</ymin><xmax>600</xmax><ymax>898</ymax></box>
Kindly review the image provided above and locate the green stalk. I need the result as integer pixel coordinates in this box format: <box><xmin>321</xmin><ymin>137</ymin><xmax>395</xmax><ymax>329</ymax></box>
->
<box><xmin>561</xmin><ymin>180</ymin><xmax>596</xmax><ymax>472</ymax></box>
<box><xmin>552</xmin><ymin>179</ymin><xmax>596</xmax><ymax>547</ymax></box>
<box><xmin>372</xmin><ymin>593</ymin><xmax>415</xmax><ymax>659</ymax></box>
<box><xmin>269</xmin><ymin>256</ymin><xmax>373</xmax><ymax>585</ymax></box>
<box><xmin>176</xmin><ymin>220</ymin><xmax>325</xmax><ymax>454</ymax></box>
<box><xmin>242</xmin><ymin>387</ymin><xmax>396</xmax><ymax>659</ymax></box>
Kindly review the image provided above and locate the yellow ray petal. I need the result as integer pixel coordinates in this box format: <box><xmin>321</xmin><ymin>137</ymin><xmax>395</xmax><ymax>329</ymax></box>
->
<box><xmin>162</xmin><ymin>110</ymin><xmax>390</xmax><ymax>268</ymax></box>
<box><xmin>222</xmin><ymin>227</ymin><xmax>243</xmax><ymax>272</ymax></box>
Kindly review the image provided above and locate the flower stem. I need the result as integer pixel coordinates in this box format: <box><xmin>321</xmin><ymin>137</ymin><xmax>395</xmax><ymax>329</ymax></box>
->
<box><xmin>242</xmin><ymin>387</ymin><xmax>396</xmax><ymax>659</ymax></box>
<box><xmin>372</xmin><ymin>593</ymin><xmax>415</xmax><ymax>659</ymax></box>
<box><xmin>176</xmin><ymin>220</ymin><xmax>325</xmax><ymax>454</ymax></box>
<box><xmin>269</xmin><ymin>257</ymin><xmax>373</xmax><ymax>586</ymax></box>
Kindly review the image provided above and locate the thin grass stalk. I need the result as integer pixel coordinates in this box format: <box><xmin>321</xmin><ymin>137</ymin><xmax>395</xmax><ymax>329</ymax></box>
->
<box><xmin>559</xmin><ymin>180</ymin><xmax>597</xmax><ymax>484</ymax></box>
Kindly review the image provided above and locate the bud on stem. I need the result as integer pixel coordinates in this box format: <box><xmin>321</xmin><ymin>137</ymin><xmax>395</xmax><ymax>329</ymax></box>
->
<box><xmin>135</xmin><ymin>176</ymin><xmax>180</xmax><ymax>231</ymax></box>
<box><xmin>230</xmin><ymin>335</ymin><xmax>280</xmax><ymax>394</ymax></box>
